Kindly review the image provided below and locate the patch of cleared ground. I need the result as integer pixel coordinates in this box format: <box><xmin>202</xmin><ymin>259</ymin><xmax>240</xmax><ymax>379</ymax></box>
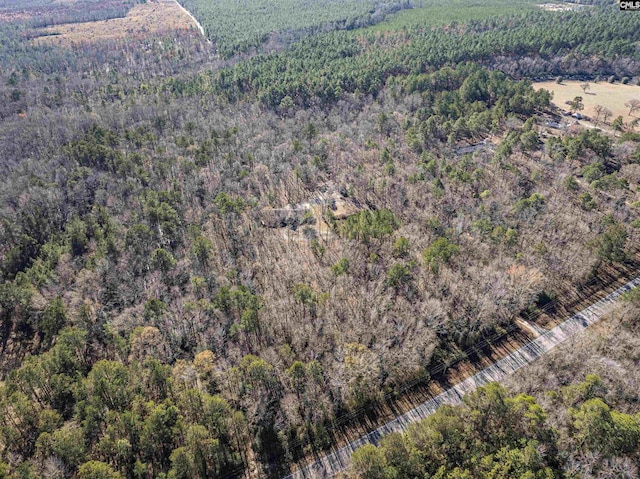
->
<box><xmin>32</xmin><ymin>0</ymin><xmax>198</xmax><ymax>45</ymax></box>
<box><xmin>260</xmin><ymin>188</ymin><xmax>367</xmax><ymax>247</ymax></box>
<box><xmin>538</xmin><ymin>3</ymin><xmax>590</xmax><ymax>11</ymax></box>
<box><xmin>535</xmin><ymin>80</ymin><xmax>640</xmax><ymax>129</ymax></box>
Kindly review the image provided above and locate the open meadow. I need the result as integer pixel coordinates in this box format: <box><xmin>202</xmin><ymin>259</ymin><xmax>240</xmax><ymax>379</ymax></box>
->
<box><xmin>32</xmin><ymin>0</ymin><xmax>197</xmax><ymax>45</ymax></box>
<box><xmin>535</xmin><ymin>80</ymin><xmax>640</xmax><ymax>128</ymax></box>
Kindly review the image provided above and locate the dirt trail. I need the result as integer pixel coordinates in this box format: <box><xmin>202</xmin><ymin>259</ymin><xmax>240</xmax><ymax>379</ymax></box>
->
<box><xmin>173</xmin><ymin>0</ymin><xmax>209</xmax><ymax>41</ymax></box>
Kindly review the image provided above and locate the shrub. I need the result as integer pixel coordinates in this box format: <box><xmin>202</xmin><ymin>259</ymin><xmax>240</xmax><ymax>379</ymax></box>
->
<box><xmin>423</xmin><ymin>237</ymin><xmax>459</xmax><ymax>271</ymax></box>
<box><xmin>564</xmin><ymin>176</ymin><xmax>579</xmax><ymax>191</ymax></box>
<box><xmin>332</xmin><ymin>258</ymin><xmax>350</xmax><ymax>276</ymax></box>
<box><xmin>385</xmin><ymin>263</ymin><xmax>412</xmax><ymax>289</ymax></box>
<box><xmin>513</xmin><ymin>193</ymin><xmax>545</xmax><ymax>214</ymax></box>
<box><xmin>393</xmin><ymin>237</ymin><xmax>410</xmax><ymax>258</ymax></box>
<box><xmin>579</xmin><ymin>192</ymin><xmax>596</xmax><ymax>211</ymax></box>
<box><xmin>597</xmin><ymin>224</ymin><xmax>627</xmax><ymax>262</ymax></box>
<box><xmin>581</xmin><ymin>163</ymin><xmax>605</xmax><ymax>183</ymax></box>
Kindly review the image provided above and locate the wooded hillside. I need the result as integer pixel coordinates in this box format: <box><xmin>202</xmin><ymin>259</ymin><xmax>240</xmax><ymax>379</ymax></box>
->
<box><xmin>0</xmin><ymin>1</ymin><xmax>639</xmax><ymax>477</ymax></box>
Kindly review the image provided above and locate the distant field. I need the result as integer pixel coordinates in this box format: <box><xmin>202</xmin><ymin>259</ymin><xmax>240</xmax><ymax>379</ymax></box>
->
<box><xmin>534</xmin><ymin>80</ymin><xmax>640</xmax><ymax>127</ymax></box>
<box><xmin>0</xmin><ymin>0</ymin><xmax>141</xmax><ymax>26</ymax></box>
<box><xmin>32</xmin><ymin>0</ymin><xmax>197</xmax><ymax>45</ymax></box>
<box><xmin>363</xmin><ymin>0</ymin><xmax>542</xmax><ymax>32</ymax></box>
<box><xmin>537</xmin><ymin>2</ymin><xmax>591</xmax><ymax>12</ymax></box>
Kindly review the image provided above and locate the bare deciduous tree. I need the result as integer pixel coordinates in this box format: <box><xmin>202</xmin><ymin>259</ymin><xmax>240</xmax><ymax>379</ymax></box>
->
<box><xmin>625</xmin><ymin>99</ymin><xmax>640</xmax><ymax>116</ymax></box>
<box><xmin>593</xmin><ymin>104</ymin><xmax>604</xmax><ymax>125</ymax></box>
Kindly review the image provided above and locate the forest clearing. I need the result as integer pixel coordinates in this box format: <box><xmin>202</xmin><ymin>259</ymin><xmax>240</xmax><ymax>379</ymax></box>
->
<box><xmin>535</xmin><ymin>80</ymin><xmax>640</xmax><ymax>129</ymax></box>
<box><xmin>31</xmin><ymin>0</ymin><xmax>197</xmax><ymax>45</ymax></box>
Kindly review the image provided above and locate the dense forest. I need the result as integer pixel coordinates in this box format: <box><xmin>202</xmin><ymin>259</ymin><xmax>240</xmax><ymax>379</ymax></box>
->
<box><xmin>208</xmin><ymin>8</ymin><xmax>640</xmax><ymax>108</ymax></box>
<box><xmin>352</xmin><ymin>377</ymin><xmax>640</xmax><ymax>479</ymax></box>
<box><xmin>0</xmin><ymin>0</ymin><xmax>639</xmax><ymax>477</ymax></box>
<box><xmin>176</xmin><ymin>0</ymin><xmax>410</xmax><ymax>57</ymax></box>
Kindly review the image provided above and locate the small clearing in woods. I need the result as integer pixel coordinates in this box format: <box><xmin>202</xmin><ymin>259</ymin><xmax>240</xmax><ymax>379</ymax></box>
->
<box><xmin>537</xmin><ymin>3</ymin><xmax>590</xmax><ymax>12</ymax></box>
<box><xmin>32</xmin><ymin>0</ymin><xmax>198</xmax><ymax>45</ymax></box>
<box><xmin>534</xmin><ymin>80</ymin><xmax>640</xmax><ymax>129</ymax></box>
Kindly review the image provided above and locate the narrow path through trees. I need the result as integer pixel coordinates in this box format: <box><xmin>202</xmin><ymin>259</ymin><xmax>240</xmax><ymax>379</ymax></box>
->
<box><xmin>174</xmin><ymin>0</ymin><xmax>209</xmax><ymax>41</ymax></box>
